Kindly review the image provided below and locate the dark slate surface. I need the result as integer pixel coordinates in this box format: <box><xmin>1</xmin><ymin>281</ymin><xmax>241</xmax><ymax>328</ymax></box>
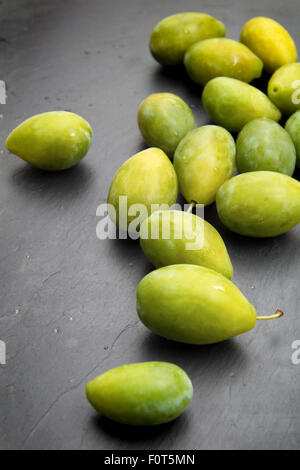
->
<box><xmin>0</xmin><ymin>0</ymin><xmax>300</xmax><ymax>450</ymax></box>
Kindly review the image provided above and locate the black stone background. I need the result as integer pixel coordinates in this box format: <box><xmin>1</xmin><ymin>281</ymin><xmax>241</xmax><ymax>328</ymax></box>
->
<box><xmin>0</xmin><ymin>0</ymin><xmax>300</xmax><ymax>450</ymax></box>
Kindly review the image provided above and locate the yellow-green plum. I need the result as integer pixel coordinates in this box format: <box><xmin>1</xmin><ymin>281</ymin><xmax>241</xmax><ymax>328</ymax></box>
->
<box><xmin>202</xmin><ymin>77</ymin><xmax>281</xmax><ymax>132</ymax></box>
<box><xmin>139</xmin><ymin>210</ymin><xmax>233</xmax><ymax>279</ymax></box>
<box><xmin>150</xmin><ymin>12</ymin><xmax>226</xmax><ymax>66</ymax></box>
<box><xmin>6</xmin><ymin>111</ymin><xmax>93</xmax><ymax>171</ymax></box>
<box><xmin>236</xmin><ymin>118</ymin><xmax>296</xmax><ymax>176</ymax></box>
<box><xmin>107</xmin><ymin>148</ymin><xmax>178</xmax><ymax>230</ymax></box>
<box><xmin>285</xmin><ymin>111</ymin><xmax>300</xmax><ymax>168</ymax></box>
<box><xmin>173</xmin><ymin>126</ymin><xmax>236</xmax><ymax>206</ymax></box>
<box><xmin>240</xmin><ymin>17</ymin><xmax>297</xmax><ymax>73</ymax></box>
<box><xmin>137</xmin><ymin>93</ymin><xmax>196</xmax><ymax>157</ymax></box>
<box><xmin>137</xmin><ymin>265</ymin><xmax>283</xmax><ymax>345</ymax></box>
<box><xmin>216</xmin><ymin>171</ymin><xmax>300</xmax><ymax>237</ymax></box>
<box><xmin>184</xmin><ymin>38</ymin><xmax>263</xmax><ymax>86</ymax></box>
<box><xmin>86</xmin><ymin>362</ymin><xmax>193</xmax><ymax>425</ymax></box>
<box><xmin>268</xmin><ymin>63</ymin><xmax>300</xmax><ymax>115</ymax></box>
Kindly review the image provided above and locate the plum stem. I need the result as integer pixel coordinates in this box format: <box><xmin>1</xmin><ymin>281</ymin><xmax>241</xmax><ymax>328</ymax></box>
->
<box><xmin>187</xmin><ymin>201</ymin><xmax>196</xmax><ymax>214</ymax></box>
<box><xmin>257</xmin><ymin>309</ymin><xmax>284</xmax><ymax>321</ymax></box>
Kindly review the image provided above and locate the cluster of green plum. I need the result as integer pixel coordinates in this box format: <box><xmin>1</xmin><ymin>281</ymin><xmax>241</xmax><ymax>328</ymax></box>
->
<box><xmin>5</xmin><ymin>12</ymin><xmax>300</xmax><ymax>428</ymax></box>
<box><xmin>87</xmin><ymin>13</ymin><xmax>300</xmax><ymax>426</ymax></box>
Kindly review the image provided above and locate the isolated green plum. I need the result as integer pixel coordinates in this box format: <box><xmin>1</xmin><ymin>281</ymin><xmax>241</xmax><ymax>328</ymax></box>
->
<box><xmin>86</xmin><ymin>362</ymin><xmax>193</xmax><ymax>425</ymax></box>
<box><xmin>150</xmin><ymin>12</ymin><xmax>226</xmax><ymax>66</ymax></box>
<box><xmin>173</xmin><ymin>125</ymin><xmax>236</xmax><ymax>206</ymax></box>
<box><xmin>184</xmin><ymin>38</ymin><xmax>263</xmax><ymax>86</ymax></box>
<box><xmin>6</xmin><ymin>111</ymin><xmax>93</xmax><ymax>171</ymax></box>
<box><xmin>138</xmin><ymin>93</ymin><xmax>196</xmax><ymax>157</ymax></box>
<box><xmin>236</xmin><ymin>118</ymin><xmax>296</xmax><ymax>176</ymax></box>
<box><xmin>202</xmin><ymin>77</ymin><xmax>281</xmax><ymax>132</ymax></box>
<box><xmin>268</xmin><ymin>63</ymin><xmax>300</xmax><ymax>115</ymax></box>
<box><xmin>140</xmin><ymin>210</ymin><xmax>233</xmax><ymax>279</ymax></box>
<box><xmin>137</xmin><ymin>265</ymin><xmax>283</xmax><ymax>345</ymax></box>
<box><xmin>107</xmin><ymin>148</ymin><xmax>178</xmax><ymax>230</ymax></box>
<box><xmin>240</xmin><ymin>17</ymin><xmax>297</xmax><ymax>74</ymax></box>
<box><xmin>285</xmin><ymin>111</ymin><xmax>300</xmax><ymax>168</ymax></box>
<box><xmin>216</xmin><ymin>171</ymin><xmax>300</xmax><ymax>237</ymax></box>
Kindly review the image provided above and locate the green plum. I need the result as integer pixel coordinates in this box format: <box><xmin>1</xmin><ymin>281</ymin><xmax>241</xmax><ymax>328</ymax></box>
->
<box><xmin>173</xmin><ymin>125</ymin><xmax>236</xmax><ymax>206</ymax></box>
<box><xmin>107</xmin><ymin>148</ymin><xmax>178</xmax><ymax>230</ymax></box>
<box><xmin>236</xmin><ymin>118</ymin><xmax>296</xmax><ymax>176</ymax></box>
<box><xmin>184</xmin><ymin>38</ymin><xmax>263</xmax><ymax>86</ymax></box>
<box><xmin>202</xmin><ymin>77</ymin><xmax>281</xmax><ymax>132</ymax></box>
<box><xmin>138</xmin><ymin>93</ymin><xmax>196</xmax><ymax>157</ymax></box>
<box><xmin>86</xmin><ymin>362</ymin><xmax>193</xmax><ymax>425</ymax></box>
<box><xmin>240</xmin><ymin>17</ymin><xmax>297</xmax><ymax>74</ymax></box>
<box><xmin>139</xmin><ymin>209</ymin><xmax>233</xmax><ymax>279</ymax></box>
<box><xmin>150</xmin><ymin>12</ymin><xmax>226</xmax><ymax>66</ymax></box>
<box><xmin>216</xmin><ymin>171</ymin><xmax>300</xmax><ymax>237</ymax></box>
<box><xmin>268</xmin><ymin>63</ymin><xmax>300</xmax><ymax>115</ymax></box>
<box><xmin>285</xmin><ymin>111</ymin><xmax>300</xmax><ymax>168</ymax></box>
<box><xmin>137</xmin><ymin>265</ymin><xmax>283</xmax><ymax>345</ymax></box>
<box><xmin>6</xmin><ymin>111</ymin><xmax>93</xmax><ymax>171</ymax></box>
